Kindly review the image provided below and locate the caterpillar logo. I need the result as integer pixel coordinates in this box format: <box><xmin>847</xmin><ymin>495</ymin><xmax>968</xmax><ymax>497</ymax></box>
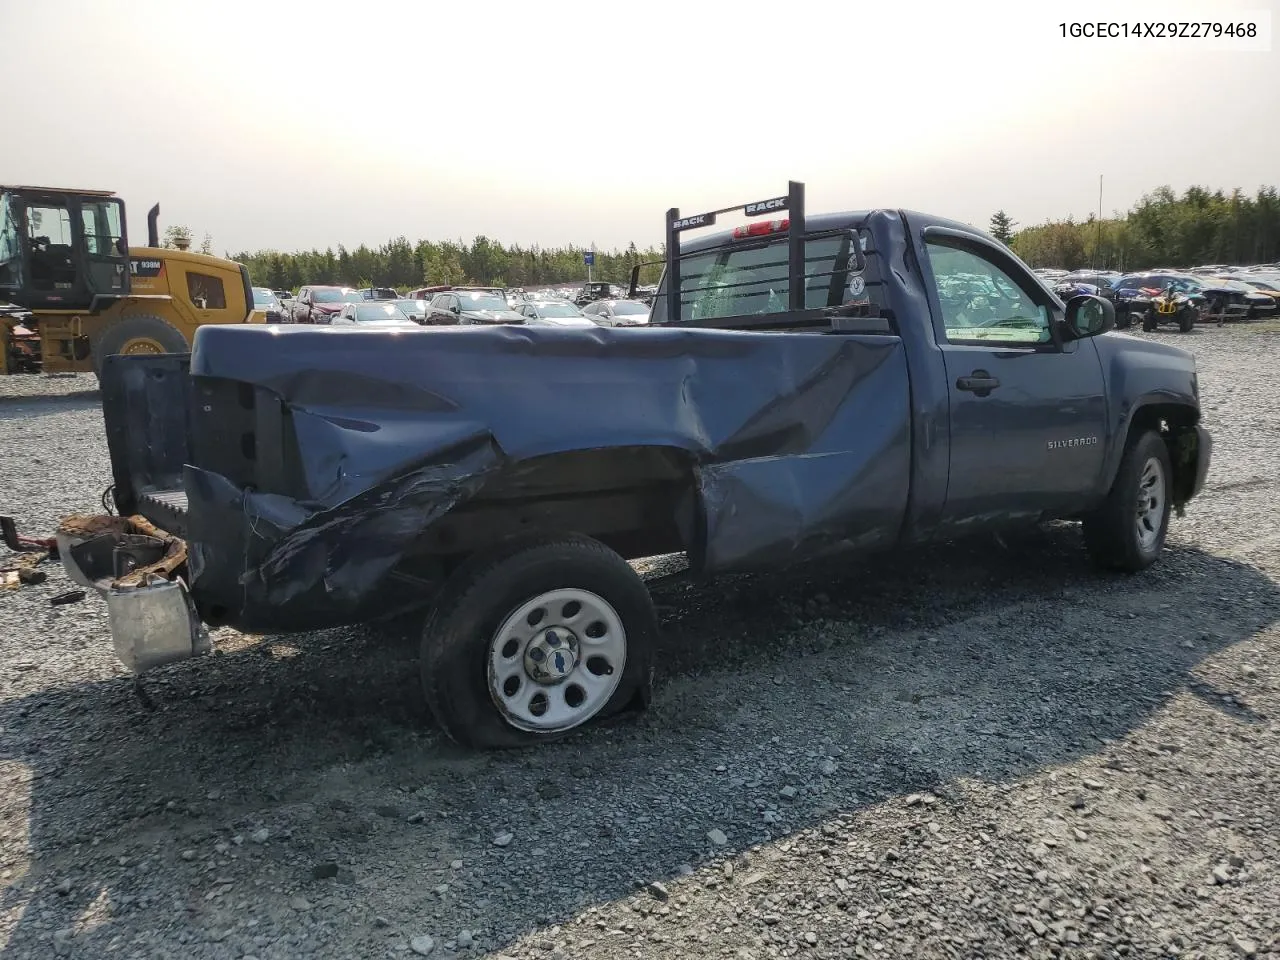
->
<box><xmin>744</xmin><ymin>197</ymin><xmax>788</xmax><ymax>216</ymax></box>
<box><xmin>130</xmin><ymin>259</ymin><xmax>164</xmax><ymax>278</ymax></box>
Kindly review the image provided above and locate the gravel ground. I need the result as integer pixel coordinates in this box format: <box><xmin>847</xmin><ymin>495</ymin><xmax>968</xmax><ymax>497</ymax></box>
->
<box><xmin>1</xmin><ymin>327</ymin><xmax>1278</xmax><ymax>960</ymax></box>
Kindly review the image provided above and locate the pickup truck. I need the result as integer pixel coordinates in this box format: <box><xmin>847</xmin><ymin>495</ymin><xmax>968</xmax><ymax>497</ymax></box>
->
<box><xmin>54</xmin><ymin>181</ymin><xmax>1212</xmax><ymax>750</ymax></box>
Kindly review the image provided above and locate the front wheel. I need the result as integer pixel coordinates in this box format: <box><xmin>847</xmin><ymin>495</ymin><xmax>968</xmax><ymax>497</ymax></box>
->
<box><xmin>91</xmin><ymin>315</ymin><xmax>189</xmax><ymax>376</ymax></box>
<box><xmin>1178</xmin><ymin>307</ymin><xmax>1196</xmax><ymax>333</ymax></box>
<box><xmin>420</xmin><ymin>534</ymin><xmax>657</xmax><ymax>749</ymax></box>
<box><xmin>1081</xmin><ymin>429</ymin><xmax>1172</xmax><ymax>572</ymax></box>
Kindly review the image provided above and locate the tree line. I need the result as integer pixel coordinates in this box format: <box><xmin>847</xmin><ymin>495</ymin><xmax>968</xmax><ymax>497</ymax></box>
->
<box><xmin>993</xmin><ymin>184</ymin><xmax>1280</xmax><ymax>272</ymax></box>
<box><xmin>224</xmin><ymin>236</ymin><xmax>668</xmax><ymax>292</ymax></box>
<box><xmin>201</xmin><ymin>181</ymin><xmax>1280</xmax><ymax>291</ymax></box>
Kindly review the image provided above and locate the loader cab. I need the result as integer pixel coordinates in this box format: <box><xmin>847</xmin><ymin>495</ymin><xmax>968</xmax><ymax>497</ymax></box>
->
<box><xmin>0</xmin><ymin>186</ymin><xmax>130</xmax><ymax>311</ymax></box>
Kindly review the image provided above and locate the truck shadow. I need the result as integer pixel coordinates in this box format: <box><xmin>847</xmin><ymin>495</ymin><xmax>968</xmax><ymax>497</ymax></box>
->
<box><xmin>0</xmin><ymin>527</ymin><xmax>1275</xmax><ymax>957</ymax></box>
<box><xmin>0</xmin><ymin>393</ymin><xmax>101</xmax><ymax>423</ymax></box>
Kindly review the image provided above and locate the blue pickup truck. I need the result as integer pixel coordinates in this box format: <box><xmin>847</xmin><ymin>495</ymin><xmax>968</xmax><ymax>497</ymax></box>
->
<box><xmin>55</xmin><ymin>181</ymin><xmax>1211</xmax><ymax>749</ymax></box>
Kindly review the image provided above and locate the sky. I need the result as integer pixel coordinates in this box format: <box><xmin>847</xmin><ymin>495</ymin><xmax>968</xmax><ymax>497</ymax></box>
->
<box><xmin>2</xmin><ymin>0</ymin><xmax>1277</xmax><ymax>255</ymax></box>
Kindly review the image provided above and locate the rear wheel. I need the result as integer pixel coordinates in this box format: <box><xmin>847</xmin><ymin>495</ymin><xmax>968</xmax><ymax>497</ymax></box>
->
<box><xmin>91</xmin><ymin>315</ymin><xmax>188</xmax><ymax>377</ymax></box>
<box><xmin>1141</xmin><ymin>311</ymin><xmax>1158</xmax><ymax>332</ymax></box>
<box><xmin>420</xmin><ymin>534</ymin><xmax>657</xmax><ymax>749</ymax></box>
<box><xmin>1082</xmin><ymin>429</ymin><xmax>1172</xmax><ymax>572</ymax></box>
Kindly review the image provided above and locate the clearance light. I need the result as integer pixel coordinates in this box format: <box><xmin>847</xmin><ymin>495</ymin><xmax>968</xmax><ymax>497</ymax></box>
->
<box><xmin>732</xmin><ymin>218</ymin><xmax>789</xmax><ymax>239</ymax></box>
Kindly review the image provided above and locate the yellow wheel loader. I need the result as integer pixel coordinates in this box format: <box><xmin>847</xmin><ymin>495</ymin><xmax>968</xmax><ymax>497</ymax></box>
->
<box><xmin>0</xmin><ymin>185</ymin><xmax>264</xmax><ymax>376</ymax></box>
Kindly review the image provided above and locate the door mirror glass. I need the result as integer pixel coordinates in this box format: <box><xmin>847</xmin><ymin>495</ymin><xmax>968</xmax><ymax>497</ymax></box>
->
<box><xmin>1063</xmin><ymin>294</ymin><xmax>1115</xmax><ymax>339</ymax></box>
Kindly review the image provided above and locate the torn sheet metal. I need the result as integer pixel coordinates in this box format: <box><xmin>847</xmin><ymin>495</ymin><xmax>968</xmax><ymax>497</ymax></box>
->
<box><xmin>102</xmin><ymin>322</ymin><xmax>914</xmax><ymax>631</ymax></box>
<box><xmin>213</xmin><ymin>323</ymin><xmax>909</xmax><ymax>619</ymax></box>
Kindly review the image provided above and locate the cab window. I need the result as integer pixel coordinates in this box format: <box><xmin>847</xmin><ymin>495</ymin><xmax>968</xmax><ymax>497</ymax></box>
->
<box><xmin>80</xmin><ymin>200</ymin><xmax>124</xmax><ymax>256</ymax></box>
<box><xmin>926</xmin><ymin>241</ymin><xmax>1051</xmax><ymax>345</ymax></box>
<box><xmin>0</xmin><ymin>194</ymin><xmax>20</xmax><ymax>287</ymax></box>
<box><xmin>187</xmin><ymin>271</ymin><xmax>227</xmax><ymax>310</ymax></box>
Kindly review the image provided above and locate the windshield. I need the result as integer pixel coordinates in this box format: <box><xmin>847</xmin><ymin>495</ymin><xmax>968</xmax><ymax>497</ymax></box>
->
<box><xmin>535</xmin><ymin>302</ymin><xmax>584</xmax><ymax>318</ymax></box>
<box><xmin>313</xmin><ymin>288</ymin><xmax>358</xmax><ymax>303</ymax></box>
<box><xmin>610</xmin><ymin>301</ymin><xmax>648</xmax><ymax>315</ymax></box>
<box><xmin>252</xmin><ymin>288</ymin><xmax>277</xmax><ymax>306</ymax></box>
<box><xmin>663</xmin><ymin>231</ymin><xmax>869</xmax><ymax>323</ymax></box>
<box><xmin>394</xmin><ymin>299</ymin><xmax>426</xmax><ymax>310</ymax></box>
<box><xmin>355</xmin><ymin>303</ymin><xmax>409</xmax><ymax>321</ymax></box>
<box><xmin>459</xmin><ymin>294</ymin><xmax>508</xmax><ymax>311</ymax></box>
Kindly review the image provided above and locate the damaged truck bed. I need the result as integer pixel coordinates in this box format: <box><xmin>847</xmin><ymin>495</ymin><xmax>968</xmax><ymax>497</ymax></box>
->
<box><xmin>57</xmin><ymin>182</ymin><xmax>1212</xmax><ymax>749</ymax></box>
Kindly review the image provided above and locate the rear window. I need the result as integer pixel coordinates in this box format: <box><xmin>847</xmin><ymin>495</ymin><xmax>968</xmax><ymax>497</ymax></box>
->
<box><xmin>659</xmin><ymin>230</ymin><xmax>873</xmax><ymax>324</ymax></box>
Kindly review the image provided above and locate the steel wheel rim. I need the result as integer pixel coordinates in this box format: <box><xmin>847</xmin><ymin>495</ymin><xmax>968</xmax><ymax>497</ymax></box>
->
<box><xmin>120</xmin><ymin>338</ymin><xmax>165</xmax><ymax>355</ymax></box>
<box><xmin>487</xmin><ymin>588</ymin><xmax>626</xmax><ymax>734</ymax></box>
<box><xmin>1135</xmin><ymin>457</ymin><xmax>1166</xmax><ymax>551</ymax></box>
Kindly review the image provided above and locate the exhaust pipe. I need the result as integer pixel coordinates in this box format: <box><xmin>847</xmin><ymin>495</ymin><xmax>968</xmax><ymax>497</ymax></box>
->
<box><xmin>147</xmin><ymin>204</ymin><xmax>160</xmax><ymax>248</ymax></box>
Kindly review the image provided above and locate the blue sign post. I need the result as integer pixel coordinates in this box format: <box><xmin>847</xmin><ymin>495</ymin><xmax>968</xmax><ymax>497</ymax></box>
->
<box><xmin>584</xmin><ymin>249</ymin><xmax>595</xmax><ymax>283</ymax></box>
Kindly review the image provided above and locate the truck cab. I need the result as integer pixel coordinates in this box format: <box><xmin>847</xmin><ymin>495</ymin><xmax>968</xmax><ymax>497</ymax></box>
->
<box><xmin>0</xmin><ymin>185</ymin><xmax>130</xmax><ymax>311</ymax></box>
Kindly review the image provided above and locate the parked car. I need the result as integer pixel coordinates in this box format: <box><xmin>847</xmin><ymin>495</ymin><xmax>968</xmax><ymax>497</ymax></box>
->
<box><xmin>358</xmin><ymin>287</ymin><xmax>400</xmax><ymax>301</ymax></box>
<box><xmin>289</xmin><ymin>285</ymin><xmax>362</xmax><ymax>324</ymax></box>
<box><xmin>393</xmin><ymin>298</ymin><xmax>431</xmax><ymax>323</ymax></box>
<box><xmin>407</xmin><ymin>285</ymin><xmax>452</xmax><ymax>300</ymax></box>
<box><xmin>575</xmin><ymin>281</ymin><xmax>623</xmax><ymax>305</ymax></box>
<box><xmin>516</xmin><ymin>300</ymin><xmax>597</xmax><ymax>327</ymax></box>
<box><xmin>1198</xmin><ymin>277</ymin><xmax>1277</xmax><ymax>317</ymax></box>
<box><xmin>331</xmin><ymin>302</ymin><xmax>418</xmax><ymax>327</ymax></box>
<box><xmin>582</xmin><ymin>299</ymin><xmax>651</xmax><ymax>326</ymax></box>
<box><xmin>1052</xmin><ymin>274</ymin><xmax>1128</xmax><ymax>327</ymax></box>
<box><xmin>50</xmin><ymin>181</ymin><xmax>1212</xmax><ymax>752</ymax></box>
<box><xmin>251</xmin><ymin>287</ymin><xmax>285</xmax><ymax>323</ymax></box>
<box><xmin>1242</xmin><ymin>278</ymin><xmax>1280</xmax><ymax>297</ymax></box>
<box><xmin>425</xmin><ymin>290</ymin><xmax>526</xmax><ymax>325</ymax></box>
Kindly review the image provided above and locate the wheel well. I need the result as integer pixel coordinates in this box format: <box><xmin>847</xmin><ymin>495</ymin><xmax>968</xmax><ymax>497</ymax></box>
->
<box><xmin>403</xmin><ymin>445</ymin><xmax>702</xmax><ymax>571</ymax></box>
<box><xmin>1127</xmin><ymin>403</ymin><xmax>1201</xmax><ymax>507</ymax></box>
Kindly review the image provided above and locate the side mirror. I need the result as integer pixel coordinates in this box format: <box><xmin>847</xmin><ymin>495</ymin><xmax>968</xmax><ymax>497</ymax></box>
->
<box><xmin>451</xmin><ymin>305</ymin><xmax>460</xmax><ymax>313</ymax></box>
<box><xmin>1061</xmin><ymin>294</ymin><xmax>1114</xmax><ymax>340</ymax></box>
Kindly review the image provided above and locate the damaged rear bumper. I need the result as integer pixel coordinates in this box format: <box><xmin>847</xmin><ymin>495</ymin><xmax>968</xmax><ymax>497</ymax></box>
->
<box><xmin>56</xmin><ymin>515</ymin><xmax>211</xmax><ymax>674</ymax></box>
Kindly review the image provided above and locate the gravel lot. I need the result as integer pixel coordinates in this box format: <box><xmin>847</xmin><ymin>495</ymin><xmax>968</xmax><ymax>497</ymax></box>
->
<box><xmin>1</xmin><ymin>326</ymin><xmax>1278</xmax><ymax>960</ymax></box>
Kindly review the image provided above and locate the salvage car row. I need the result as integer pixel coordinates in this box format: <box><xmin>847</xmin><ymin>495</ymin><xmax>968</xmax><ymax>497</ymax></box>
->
<box><xmin>1033</xmin><ymin>264</ymin><xmax>1280</xmax><ymax>332</ymax></box>
<box><xmin>250</xmin><ymin>284</ymin><xmax>654</xmax><ymax>330</ymax></box>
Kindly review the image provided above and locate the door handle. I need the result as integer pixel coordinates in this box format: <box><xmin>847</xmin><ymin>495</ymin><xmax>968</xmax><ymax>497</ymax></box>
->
<box><xmin>956</xmin><ymin>371</ymin><xmax>1000</xmax><ymax>395</ymax></box>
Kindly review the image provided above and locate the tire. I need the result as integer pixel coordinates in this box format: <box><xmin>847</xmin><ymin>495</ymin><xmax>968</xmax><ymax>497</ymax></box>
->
<box><xmin>1178</xmin><ymin>308</ymin><xmax>1195</xmax><ymax>333</ymax></box>
<box><xmin>1141</xmin><ymin>312</ymin><xmax>1157</xmax><ymax>332</ymax></box>
<box><xmin>1081</xmin><ymin>429</ymin><xmax>1172</xmax><ymax>572</ymax></box>
<box><xmin>91</xmin><ymin>315</ymin><xmax>189</xmax><ymax>377</ymax></box>
<box><xmin>420</xmin><ymin>533</ymin><xmax>657</xmax><ymax>749</ymax></box>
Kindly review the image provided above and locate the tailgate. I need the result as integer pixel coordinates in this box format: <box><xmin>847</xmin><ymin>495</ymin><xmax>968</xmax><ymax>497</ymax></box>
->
<box><xmin>98</xmin><ymin>353</ymin><xmax>194</xmax><ymax>536</ymax></box>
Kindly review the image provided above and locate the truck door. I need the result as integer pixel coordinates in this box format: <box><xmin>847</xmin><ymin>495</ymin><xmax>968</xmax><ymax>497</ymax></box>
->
<box><xmin>920</xmin><ymin>229</ymin><xmax>1108</xmax><ymax>531</ymax></box>
<box><xmin>21</xmin><ymin>199</ymin><xmax>83</xmax><ymax>308</ymax></box>
<box><xmin>78</xmin><ymin>197</ymin><xmax>129</xmax><ymax>301</ymax></box>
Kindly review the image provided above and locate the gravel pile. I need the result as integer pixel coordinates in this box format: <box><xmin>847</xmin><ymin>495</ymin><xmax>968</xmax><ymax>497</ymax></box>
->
<box><xmin>1</xmin><ymin>328</ymin><xmax>1278</xmax><ymax>960</ymax></box>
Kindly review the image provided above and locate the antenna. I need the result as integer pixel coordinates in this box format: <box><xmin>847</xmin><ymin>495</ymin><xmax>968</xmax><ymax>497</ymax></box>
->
<box><xmin>1093</xmin><ymin>174</ymin><xmax>1103</xmax><ymax>273</ymax></box>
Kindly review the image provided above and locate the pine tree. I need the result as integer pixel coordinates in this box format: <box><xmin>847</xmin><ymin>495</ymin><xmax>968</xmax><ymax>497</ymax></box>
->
<box><xmin>989</xmin><ymin>210</ymin><xmax>1016</xmax><ymax>245</ymax></box>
